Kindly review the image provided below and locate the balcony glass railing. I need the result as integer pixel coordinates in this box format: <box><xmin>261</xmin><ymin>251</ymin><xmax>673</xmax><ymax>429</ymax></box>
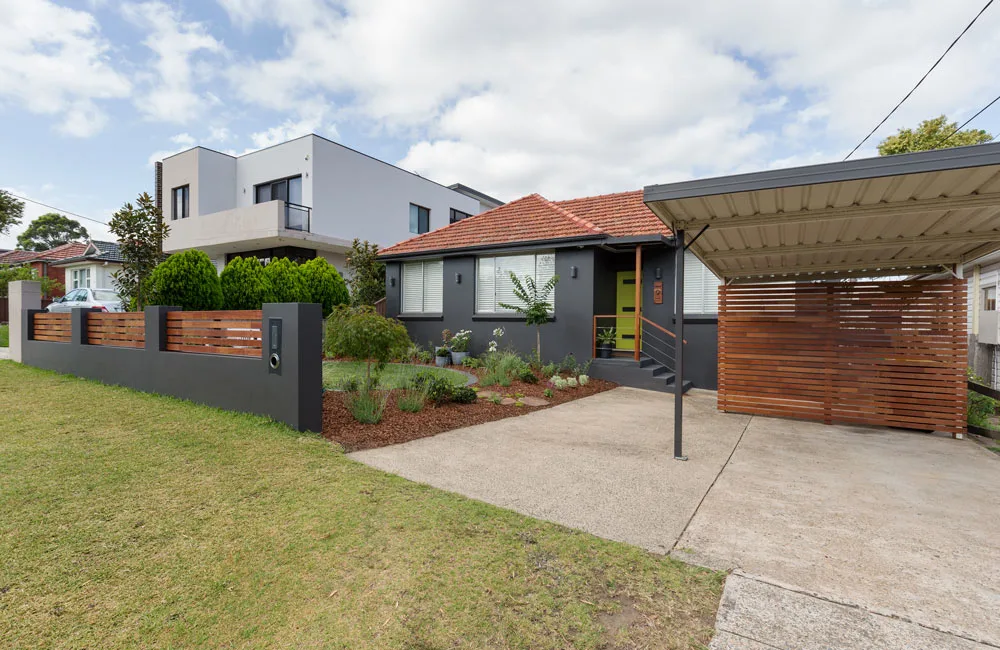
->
<box><xmin>285</xmin><ymin>202</ymin><xmax>311</xmax><ymax>232</ymax></box>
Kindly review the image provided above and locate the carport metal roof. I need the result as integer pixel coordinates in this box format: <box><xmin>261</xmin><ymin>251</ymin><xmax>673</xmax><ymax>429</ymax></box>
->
<box><xmin>643</xmin><ymin>143</ymin><xmax>1000</xmax><ymax>281</ymax></box>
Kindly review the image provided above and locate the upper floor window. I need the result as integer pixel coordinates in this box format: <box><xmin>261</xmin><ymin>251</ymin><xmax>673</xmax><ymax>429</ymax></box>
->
<box><xmin>984</xmin><ymin>285</ymin><xmax>997</xmax><ymax>311</ymax></box>
<box><xmin>171</xmin><ymin>185</ymin><xmax>189</xmax><ymax>220</ymax></box>
<box><xmin>255</xmin><ymin>175</ymin><xmax>303</xmax><ymax>206</ymax></box>
<box><xmin>683</xmin><ymin>252</ymin><xmax>721</xmax><ymax>314</ymax></box>
<box><xmin>410</xmin><ymin>204</ymin><xmax>430</xmax><ymax>234</ymax></box>
<box><xmin>450</xmin><ymin>208</ymin><xmax>472</xmax><ymax>224</ymax></box>
<box><xmin>401</xmin><ymin>260</ymin><xmax>443</xmax><ymax>313</ymax></box>
<box><xmin>476</xmin><ymin>252</ymin><xmax>555</xmax><ymax>313</ymax></box>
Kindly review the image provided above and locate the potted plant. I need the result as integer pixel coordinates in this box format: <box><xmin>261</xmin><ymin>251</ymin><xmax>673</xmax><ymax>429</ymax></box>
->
<box><xmin>596</xmin><ymin>327</ymin><xmax>616</xmax><ymax>358</ymax></box>
<box><xmin>450</xmin><ymin>329</ymin><xmax>471</xmax><ymax>365</ymax></box>
<box><xmin>435</xmin><ymin>346</ymin><xmax>451</xmax><ymax>367</ymax></box>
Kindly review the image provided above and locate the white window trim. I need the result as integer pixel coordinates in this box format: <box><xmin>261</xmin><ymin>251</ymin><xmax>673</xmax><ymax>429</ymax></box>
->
<box><xmin>475</xmin><ymin>252</ymin><xmax>556</xmax><ymax>314</ymax></box>
<box><xmin>401</xmin><ymin>259</ymin><xmax>443</xmax><ymax>314</ymax></box>
<box><xmin>71</xmin><ymin>267</ymin><xmax>92</xmax><ymax>290</ymax></box>
<box><xmin>683</xmin><ymin>253</ymin><xmax>721</xmax><ymax>315</ymax></box>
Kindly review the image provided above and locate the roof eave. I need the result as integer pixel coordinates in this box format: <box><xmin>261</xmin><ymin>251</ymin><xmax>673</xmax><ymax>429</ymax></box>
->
<box><xmin>378</xmin><ymin>234</ymin><xmax>607</xmax><ymax>260</ymax></box>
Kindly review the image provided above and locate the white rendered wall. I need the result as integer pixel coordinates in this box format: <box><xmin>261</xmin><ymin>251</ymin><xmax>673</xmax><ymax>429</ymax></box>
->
<box><xmin>198</xmin><ymin>149</ymin><xmax>236</xmax><ymax>216</ymax></box>
<box><xmin>161</xmin><ymin>149</ymin><xmax>199</xmax><ymax>219</ymax></box>
<box><xmin>235</xmin><ymin>138</ymin><xmax>314</xmax><ymax>210</ymax></box>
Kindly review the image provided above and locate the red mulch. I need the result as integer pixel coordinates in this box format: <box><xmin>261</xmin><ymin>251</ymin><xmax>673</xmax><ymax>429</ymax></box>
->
<box><xmin>322</xmin><ymin>369</ymin><xmax>617</xmax><ymax>451</ymax></box>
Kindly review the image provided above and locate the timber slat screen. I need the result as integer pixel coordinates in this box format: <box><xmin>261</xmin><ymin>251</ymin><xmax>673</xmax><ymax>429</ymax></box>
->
<box><xmin>86</xmin><ymin>312</ymin><xmax>146</xmax><ymax>348</ymax></box>
<box><xmin>718</xmin><ymin>279</ymin><xmax>967</xmax><ymax>435</ymax></box>
<box><xmin>32</xmin><ymin>312</ymin><xmax>72</xmax><ymax>343</ymax></box>
<box><xmin>166</xmin><ymin>310</ymin><xmax>263</xmax><ymax>357</ymax></box>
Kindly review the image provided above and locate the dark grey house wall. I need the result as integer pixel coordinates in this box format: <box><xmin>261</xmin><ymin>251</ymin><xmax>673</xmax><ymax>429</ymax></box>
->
<box><xmin>20</xmin><ymin>303</ymin><xmax>323</xmax><ymax>432</ymax></box>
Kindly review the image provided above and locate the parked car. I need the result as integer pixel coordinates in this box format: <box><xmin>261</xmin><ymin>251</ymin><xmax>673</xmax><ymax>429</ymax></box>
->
<box><xmin>46</xmin><ymin>288</ymin><xmax>125</xmax><ymax>313</ymax></box>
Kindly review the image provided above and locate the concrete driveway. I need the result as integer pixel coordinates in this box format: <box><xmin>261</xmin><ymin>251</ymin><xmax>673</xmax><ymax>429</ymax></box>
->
<box><xmin>350</xmin><ymin>387</ymin><xmax>1000</xmax><ymax>649</ymax></box>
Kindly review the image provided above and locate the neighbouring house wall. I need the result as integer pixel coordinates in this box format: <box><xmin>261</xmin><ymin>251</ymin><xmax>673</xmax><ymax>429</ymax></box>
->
<box><xmin>162</xmin><ymin>148</ymin><xmax>199</xmax><ymax>220</ymax></box>
<box><xmin>197</xmin><ymin>149</ymin><xmax>237</xmax><ymax>216</ymax></box>
<box><xmin>61</xmin><ymin>262</ymin><xmax>120</xmax><ymax>290</ymax></box>
<box><xmin>969</xmin><ymin>259</ymin><xmax>1000</xmax><ymax>386</ymax></box>
<box><xmin>386</xmin><ymin>248</ymin><xmax>597</xmax><ymax>362</ymax></box>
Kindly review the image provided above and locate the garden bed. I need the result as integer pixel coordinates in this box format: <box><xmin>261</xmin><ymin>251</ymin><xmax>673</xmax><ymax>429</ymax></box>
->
<box><xmin>322</xmin><ymin>360</ymin><xmax>472</xmax><ymax>390</ymax></box>
<box><xmin>322</xmin><ymin>370</ymin><xmax>617</xmax><ymax>451</ymax></box>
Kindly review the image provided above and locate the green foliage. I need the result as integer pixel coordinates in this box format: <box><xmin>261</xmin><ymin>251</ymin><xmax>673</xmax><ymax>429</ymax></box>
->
<box><xmin>435</xmin><ymin>346</ymin><xmax>450</xmax><ymax>358</ymax></box>
<box><xmin>597</xmin><ymin>327</ymin><xmax>617</xmax><ymax>345</ymax></box>
<box><xmin>579</xmin><ymin>375</ymin><xmax>590</xmax><ymax>386</ymax></box>
<box><xmin>264</xmin><ymin>257</ymin><xmax>308</xmax><ymax>303</ymax></box>
<box><xmin>300</xmin><ymin>257</ymin><xmax>349</xmax><ymax>317</ymax></box>
<box><xmin>518</xmin><ymin>367</ymin><xmax>539</xmax><ymax>384</ymax></box>
<box><xmin>346</xmin><ymin>390</ymin><xmax>389</xmax><ymax>424</ymax></box>
<box><xmin>462</xmin><ymin>356</ymin><xmax>484</xmax><ymax>369</ymax></box>
<box><xmin>16</xmin><ymin>213</ymin><xmax>88</xmax><ymax>251</ymax></box>
<box><xmin>480</xmin><ymin>350</ymin><xmax>530</xmax><ymax>387</ymax></box>
<box><xmin>557</xmin><ymin>354</ymin><xmax>590</xmax><ymax>377</ymax></box>
<box><xmin>149</xmin><ymin>249</ymin><xmax>223</xmax><ymax>310</ymax></box>
<box><xmin>0</xmin><ymin>189</ymin><xmax>24</xmax><ymax>236</ymax></box>
<box><xmin>324</xmin><ymin>306</ymin><xmax>412</xmax><ymax>388</ymax></box>
<box><xmin>499</xmin><ymin>271</ymin><xmax>559</xmax><ymax>357</ymax></box>
<box><xmin>967</xmin><ymin>369</ymin><xmax>998</xmax><ymax>428</ymax></box>
<box><xmin>0</xmin><ymin>264</ymin><xmax>63</xmax><ymax>298</ymax></box>
<box><xmin>878</xmin><ymin>115</ymin><xmax>993</xmax><ymax>156</ymax></box>
<box><xmin>543</xmin><ymin>388</ymin><xmax>554</xmax><ymax>398</ymax></box>
<box><xmin>450</xmin><ymin>329</ymin><xmax>472</xmax><ymax>352</ymax></box>
<box><xmin>345</xmin><ymin>239</ymin><xmax>386</xmax><ymax>307</ymax></box>
<box><xmin>397</xmin><ymin>389</ymin><xmax>426</xmax><ymax>413</ymax></box>
<box><xmin>108</xmin><ymin>192</ymin><xmax>169</xmax><ymax>310</ymax></box>
<box><xmin>220</xmin><ymin>256</ymin><xmax>272</xmax><ymax>310</ymax></box>
<box><xmin>541</xmin><ymin>361</ymin><xmax>557</xmax><ymax>378</ymax></box>
<box><xmin>451</xmin><ymin>386</ymin><xmax>477</xmax><ymax>404</ymax></box>
<box><xmin>409</xmin><ymin>370</ymin><xmax>455</xmax><ymax>404</ymax></box>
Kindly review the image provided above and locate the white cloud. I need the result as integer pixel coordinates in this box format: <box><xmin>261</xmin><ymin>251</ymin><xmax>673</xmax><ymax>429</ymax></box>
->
<box><xmin>122</xmin><ymin>1</ymin><xmax>225</xmax><ymax>124</ymax></box>
<box><xmin>247</xmin><ymin>101</ymin><xmax>339</xmax><ymax>151</ymax></box>
<box><xmin>0</xmin><ymin>0</ymin><xmax>130</xmax><ymax>137</ymax></box>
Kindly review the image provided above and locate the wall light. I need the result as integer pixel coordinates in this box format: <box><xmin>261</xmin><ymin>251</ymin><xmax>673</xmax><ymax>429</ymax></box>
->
<box><xmin>456</xmin><ymin>272</ymin><xmax>462</xmax><ymax>284</ymax></box>
<box><xmin>571</xmin><ymin>266</ymin><xmax>578</xmax><ymax>278</ymax></box>
<box><xmin>655</xmin><ymin>267</ymin><xmax>662</xmax><ymax>280</ymax></box>
<box><xmin>390</xmin><ymin>277</ymin><xmax>396</xmax><ymax>288</ymax></box>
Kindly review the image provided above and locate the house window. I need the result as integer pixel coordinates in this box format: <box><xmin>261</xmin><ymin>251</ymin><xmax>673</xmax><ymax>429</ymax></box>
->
<box><xmin>409</xmin><ymin>204</ymin><xmax>430</xmax><ymax>234</ymax></box>
<box><xmin>171</xmin><ymin>185</ymin><xmax>189</xmax><ymax>220</ymax></box>
<box><xmin>683</xmin><ymin>252</ymin><xmax>721</xmax><ymax>314</ymax></box>
<box><xmin>984</xmin><ymin>286</ymin><xmax>997</xmax><ymax>311</ymax></box>
<box><xmin>476</xmin><ymin>252</ymin><xmax>555</xmax><ymax>313</ymax></box>
<box><xmin>450</xmin><ymin>208</ymin><xmax>472</xmax><ymax>223</ymax></box>
<box><xmin>255</xmin><ymin>176</ymin><xmax>303</xmax><ymax>206</ymax></box>
<box><xmin>71</xmin><ymin>268</ymin><xmax>92</xmax><ymax>289</ymax></box>
<box><xmin>401</xmin><ymin>260</ymin><xmax>443</xmax><ymax>313</ymax></box>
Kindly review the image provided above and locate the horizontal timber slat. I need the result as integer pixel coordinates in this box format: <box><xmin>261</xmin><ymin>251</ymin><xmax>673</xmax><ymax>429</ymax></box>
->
<box><xmin>165</xmin><ymin>309</ymin><xmax>263</xmax><ymax>356</ymax></box>
<box><xmin>718</xmin><ymin>278</ymin><xmax>966</xmax><ymax>434</ymax></box>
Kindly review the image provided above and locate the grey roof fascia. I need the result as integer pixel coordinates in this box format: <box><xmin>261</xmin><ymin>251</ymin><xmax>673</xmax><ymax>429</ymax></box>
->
<box><xmin>447</xmin><ymin>183</ymin><xmax>505</xmax><ymax>207</ymax></box>
<box><xmin>378</xmin><ymin>234</ymin><xmax>607</xmax><ymax>261</ymax></box>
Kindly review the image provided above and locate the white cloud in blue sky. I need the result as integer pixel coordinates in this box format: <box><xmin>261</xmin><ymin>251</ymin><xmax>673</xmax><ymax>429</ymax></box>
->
<box><xmin>2</xmin><ymin>0</ymin><xmax>1000</xmax><ymax>248</ymax></box>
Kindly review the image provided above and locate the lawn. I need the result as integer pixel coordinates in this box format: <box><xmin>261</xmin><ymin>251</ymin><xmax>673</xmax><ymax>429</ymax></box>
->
<box><xmin>0</xmin><ymin>323</ymin><xmax>8</xmax><ymax>347</ymax></box>
<box><xmin>0</xmin><ymin>362</ymin><xmax>723</xmax><ymax>649</ymax></box>
<box><xmin>323</xmin><ymin>360</ymin><xmax>469</xmax><ymax>390</ymax></box>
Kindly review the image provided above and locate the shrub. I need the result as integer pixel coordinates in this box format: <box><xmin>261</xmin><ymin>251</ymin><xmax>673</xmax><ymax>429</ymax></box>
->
<box><xmin>541</xmin><ymin>362</ymin><xmax>557</xmax><ymax>378</ymax></box>
<box><xmin>418</xmin><ymin>350</ymin><xmax>434</xmax><ymax>364</ymax></box>
<box><xmin>489</xmin><ymin>394</ymin><xmax>502</xmax><ymax>405</ymax></box>
<box><xmin>543</xmin><ymin>388</ymin><xmax>554</xmax><ymax>398</ymax></box>
<box><xmin>300</xmin><ymin>257</ymin><xmax>349</xmax><ymax>317</ymax></box>
<box><xmin>325</xmin><ymin>306</ymin><xmax>412</xmax><ymax>387</ymax></box>
<box><xmin>558</xmin><ymin>354</ymin><xmax>580</xmax><ymax>375</ymax></box>
<box><xmin>518</xmin><ymin>367</ymin><xmax>539</xmax><ymax>384</ymax></box>
<box><xmin>567</xmin><ymin>377</ymin><xmax>579</xmax><ymax>388</ymax></box>
<box><xmin>553</xmin><ymin>377</ymin><xmax>568</xmax><ymax>390</ymax></box>
<box><xmin>435</xmin><ymin>346</ymin><xmax>450</xmax><ymax>358</ymax></box>
<box><xmin>452</xmin><ymin>386</ymin><xmax>477</xmax><ymax>404</ymax></box>
<box><xmin>149</xmin><ymin>249</ymin><xmax>223</xmax><ymax>310</ymax></box>
<box><xmin>346</xmin><ymin>390</ymin><xmax>389</xmax><ymax>424</ymax></box>
<box><xmin>220</xmin><ymin>256</ymin><xmax>272</xmax><ymax>310</ymax></box>
<box><xmin>578</xmin><ymin>374</ymin><xmax>590</xmax><ymax>386</ymax></box>
<box><xmin>345</xmin><ymin>239</ymin><xmax>385</xmax><ymax>307</ymax></box>
<box><xmin>264</xmin><ymin>257</ymin><xmax>307</xmax><ymax>303</ymax></box>
<box><xmin>397</xmin><ymin>389</ymin><xmax>426</xmax><ymax>413</ymax></box>
<box><xmin>461</xmin><ymin>356</ymin><xmax>483</xmax><ymax>369</ymax></box>
<box><xmin>426</xmin><ymin>378</ymin><xmax>455</xmax><ymax>404</ymax></box>
<box><xmin>968</xmin><ymin>369</ymin><xmax>998</xmax><ymax>427</ymax></box>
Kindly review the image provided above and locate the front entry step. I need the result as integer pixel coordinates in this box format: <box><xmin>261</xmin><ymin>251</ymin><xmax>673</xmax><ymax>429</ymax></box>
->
<box><xmin>589</xmin><ymin>356</ymin><xmax>693</xmax><ymax>394</ymax></box>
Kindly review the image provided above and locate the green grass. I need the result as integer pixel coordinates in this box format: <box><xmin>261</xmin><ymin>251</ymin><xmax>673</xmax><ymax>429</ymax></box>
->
<box><xmin>0</xmin><ymin>362</ymin><xmax>723</xmax><ymax>648</ymax></box>
<box><xmin>0</xmin><ymin>323</ymin><xmax>8</xmax><ymax>347</ymax></box>
<box><xmin>322</xmin><ymin>360</ymin><xmax>468</xmax><ymax>390</ymax></box>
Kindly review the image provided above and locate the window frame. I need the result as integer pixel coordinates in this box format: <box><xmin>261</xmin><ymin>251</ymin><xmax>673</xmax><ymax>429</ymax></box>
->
<box><xmin>984</xmin><ymin>285</ymin><xmax>997</xmax><ymax>312</ymax></box>
<box><xmin>400</xmin><ymin>259</ymin><xmax>444</xmax><ymax>314</ymax></box>
<box><xmin>475</xmin><ymin>251</ymin><xmax>556</xmax><ymax>315</ymax></box>
<box><xmin>70</xmin><ymin>268</ymin><xmax>92</xmax><ymax>290</ymax></box>
<box><xmin>171</xmin><ymin>185</ymin><xmax>189</xmax><ymax>221</ymax></box>
<box><xmin>409</xmin><ymin>203</ymin><xmax>430</xmax><ymax>234</ymax></box>
<box><xmin>449</xmin><ymin>208</ymin><xmax>472</xmax><ymax>223</ymax></box>
<box><xmin>254</xmin><ymin>174</ymin><xmax>303</xmax><ymax>206</ymax></box>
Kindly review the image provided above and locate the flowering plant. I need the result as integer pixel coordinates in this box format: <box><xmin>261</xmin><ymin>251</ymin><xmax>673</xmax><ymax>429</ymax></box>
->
<box><xmin>450</xmin><ymin>329</ymin><xmax>472</xmax><ymax>352</ymax></box>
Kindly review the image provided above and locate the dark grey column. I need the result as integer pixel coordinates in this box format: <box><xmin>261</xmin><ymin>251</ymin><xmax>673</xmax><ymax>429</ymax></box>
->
<box><xmin>145</xmin><ymin>306</ymin><xmax>181</xmax><ymax>352</ymax></box>
<box><xmin>674</xmin><ymin>231</ymin><xmax>686</xmax><ymax>461</ymax></box>
<box><xmin>262</xmin><ymin>303</ymin><xmax>324</xmax><ymax>433</ymax></box>
<box><xmin>70</xmin><ymin>308</ymin><xmax>91</xmax><ymax>346</ymax></box>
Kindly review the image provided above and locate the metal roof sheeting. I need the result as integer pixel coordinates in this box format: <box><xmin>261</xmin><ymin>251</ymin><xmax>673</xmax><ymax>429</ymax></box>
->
<box><xmin>644</xmin><ymin>143</ymin><xmax>1000</xmax><ymax>281</ymax></box>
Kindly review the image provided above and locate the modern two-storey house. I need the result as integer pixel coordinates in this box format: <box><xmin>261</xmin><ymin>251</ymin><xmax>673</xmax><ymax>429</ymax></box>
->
<box><xmin>156</xmin><ymin>134</ymin><xmax>495</xmax><ymax>272</ymax></box>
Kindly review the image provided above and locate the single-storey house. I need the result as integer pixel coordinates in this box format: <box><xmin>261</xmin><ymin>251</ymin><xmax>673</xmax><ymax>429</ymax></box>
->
<box><xmin>0</xmin><ymin>241</ymin><xmax>90</xmax><ymax>297</ymax></box>
<box><xmin>378</xmin><ymin>190</ymin><xmax>720</xmax><ymax>390</ymax></box>
<box><xmin>48</xmin><ymin>240</ymin><xmax>125</xmax><ymax>291</ymax></box>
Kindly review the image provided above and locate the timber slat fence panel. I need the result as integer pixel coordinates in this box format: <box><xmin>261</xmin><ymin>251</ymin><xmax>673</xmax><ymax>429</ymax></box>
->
<box><xmin>32</xmin><ymin>312</ymin><xmax>72</xmax><ymax>342</ymax></box>
<box><xmin>165</xmin><ymin>310</ymin><xmax>263</xmax><ymax>357</ymax></box>
<box><xmin>86</xmin><ymin>312</ymin><xmax>146</xmax><ymax>348</ymax></box>
<box><xmin>718</xmin><ymin>279</ymin><xmax>967</xmax><ymax>434</ymax></box>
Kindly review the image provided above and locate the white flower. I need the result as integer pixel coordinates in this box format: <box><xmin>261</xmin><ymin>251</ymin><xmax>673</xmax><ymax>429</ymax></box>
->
<box><xmin>488</xmin><ymin>340</ymin><xmax>498</xmax><ymax>352</ymax></box>
<box><xmin>492</xmin><ymin>327</ymin><xmax>505</xmax><ymax>337</ymax></box>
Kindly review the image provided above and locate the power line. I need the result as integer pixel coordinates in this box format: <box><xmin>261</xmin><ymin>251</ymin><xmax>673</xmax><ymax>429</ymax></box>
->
<box><xmin>5</xmin><ymin>192</ymin><xmax>109</xmax><ymax>226</ymax></box>
<box><xmin>936</xmin><ymin>92</ymin><xmax>1000</xmax><ymax>146</ymax></box>
<box><xmin>843</xmin><ymin>0</ymin><xmax>995</xmax><ymax>160</ymax></box>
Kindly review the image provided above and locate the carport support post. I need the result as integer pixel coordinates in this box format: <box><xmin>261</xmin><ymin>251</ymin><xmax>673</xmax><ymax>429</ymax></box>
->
<box><xmin>674</xmin><ymin>230</ymin><xmax>686</xmax><ymax>461</ymax></box>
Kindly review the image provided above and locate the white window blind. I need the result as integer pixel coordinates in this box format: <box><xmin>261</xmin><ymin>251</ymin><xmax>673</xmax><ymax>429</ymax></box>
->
<box><xmin>401</xmin><ymin>260</ymin><xmax>443</xmax><ymax>313</ymax></box>
<box><xmin>683</xmin><ymin>253</ymin><xmax>720</xmax><ymax>314</ymax></box>
<box><xmin>476</xmin><ymin>252</ymin><xmax>556</xmax><ymax>313</ymax></box>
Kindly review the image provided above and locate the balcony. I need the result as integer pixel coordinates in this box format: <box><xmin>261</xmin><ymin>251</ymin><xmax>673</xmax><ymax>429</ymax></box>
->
<box><xmin>163</xmin><ymin>200</ymin><xmax>314</xmax><ymax>254</ymax></box>
<box><xmin>285</xmin><ymin>202</ymin><xmax>311</xmax><ymax>232</ymax></box>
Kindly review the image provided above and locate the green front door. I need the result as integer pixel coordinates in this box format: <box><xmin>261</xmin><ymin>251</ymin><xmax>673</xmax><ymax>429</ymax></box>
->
<box><xmin>616</xmin><ymin>271</ymin><xmax>636</xmax><ymax>350</ymax></box>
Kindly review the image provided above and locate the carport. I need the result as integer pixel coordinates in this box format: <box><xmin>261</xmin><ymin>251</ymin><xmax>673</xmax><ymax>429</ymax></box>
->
<box><xmin>644</xmin><ymin>143</ymin><xmax>1000</xmax><ymax>452</ymax></box>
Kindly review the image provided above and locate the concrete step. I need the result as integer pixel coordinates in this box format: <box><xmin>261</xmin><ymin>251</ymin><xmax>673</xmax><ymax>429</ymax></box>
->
<box><xmin>589</xmin><ymin>358</ymin><xmax>693</xmax><ymax>394</ymax></box>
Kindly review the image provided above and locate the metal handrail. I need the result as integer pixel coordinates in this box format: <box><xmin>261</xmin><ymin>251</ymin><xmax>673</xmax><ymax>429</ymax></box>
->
<box><xmin>285</xmin><ymin>201</ymin><xmax>311</xmax><ymax>232</ymax></box>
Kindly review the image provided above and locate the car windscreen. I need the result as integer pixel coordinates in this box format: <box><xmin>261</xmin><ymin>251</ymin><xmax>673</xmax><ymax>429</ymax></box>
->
<box><xmin>93</xmin><ymin>290</ymin><xmax>121</xmax><ymax>302</ymax></box>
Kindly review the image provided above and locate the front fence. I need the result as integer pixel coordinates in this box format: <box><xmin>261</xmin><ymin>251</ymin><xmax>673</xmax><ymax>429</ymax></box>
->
<box><xmin>165</xmin><ymin>310</ymin><xmax>263</xmax><ymax>357</ymax></box>
<box><xmin>31</xmin><ymin>312</ymin><xmax>72</xmax><ymax>342</ymax></box>
<box><xmin>718</xmin><ymin>279</ymin><xmax>967</xmax><ymax>435</ymax></box>
<box><xmin>87</xmin><ymin>312</ymin><xmax>146</xmax><ymax>348</ymax></box>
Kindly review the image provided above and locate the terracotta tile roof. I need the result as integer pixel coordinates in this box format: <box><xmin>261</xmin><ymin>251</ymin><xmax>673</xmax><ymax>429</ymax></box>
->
<box><xmin>0</xmin><ymin>249</ymin><xmax>39</xmax><ymax>264</ymax></box>
<box><xmin>554</xmin><ymin>190</ymin><xmax>671</xmax><ymax>238</ymax></box>
<box><xmin>0</xmin><ymin>241</ymin><xmax>90</xmax><ymax>265</ymax></box>
<box><xmin>379</xmin><ymin>193</ymin><xmax>604</xmax><ymax>256</ymax></box>
<box><xmin>379</xmin><ymin>190</ymin><xmax>670</xmax><ymax>257</ymax></box>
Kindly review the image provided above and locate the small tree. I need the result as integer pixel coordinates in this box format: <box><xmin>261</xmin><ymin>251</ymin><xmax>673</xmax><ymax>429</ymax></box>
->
<box><xmin>17</xmin><ymin>213</ymin><xmax>88</xmax><ymax>251</ymax></box>
<box><xmin>263</xmin><ymin>257</ymin><xmax>307</xmax><ymax>303</ymax></box>
<box><xmin>0</xmin><ymin>190</ymin><xmax>24</xmax><ymax>237</ymax></box>
<box><xmin>300</xmin><ymin>257</ymin><xmax>349</xmax><ymax>317</ymax></box>
<box><xmin>345</xmin><ymin>239</ymin><xmax>385</xmax><ymax>306</ymax></box>
<box><xmin>108</xmin><ymin>192</ymin><xmax>169</xmax><ymax>310</ymax></box>
<box><xmin>325</xmin><ymin>306</ymin><xmax>411</xmax><ymax>387</ymax></box>
<box><xmin>220</xmin><ymin>256</ymin><xmax>272</xmax><ymax>310</ymax></box>
<box><xmin>148</xmin><ymin>250</ymin><xmax>223</xmax><ymax>311</ymax></box>
<box><xmin>0</xmin><ymin>264</ymin><xmax>63</xmax><ymax>298</ymax></box>
<box><xmin>878</xmin><ymin>115</ymin><xmax>993</xmax><ymax>156</ymax></box>
<box><xmin>499</xmin><ymin>272</ymin><xmax>559</xmax><ymax>359</ymax></box>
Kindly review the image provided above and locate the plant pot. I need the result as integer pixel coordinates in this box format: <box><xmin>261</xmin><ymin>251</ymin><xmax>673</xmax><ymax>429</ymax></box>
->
<box><xmin>435</xmin><ymin>354</ymin><xmax>450</xmax><ymax>367</ymax></box>
<box><xmin>451</xmin><ymin>351</ymin><xmax>467</xmax><ymax>365</ymax></box>
<box><xmin>597</xmin><ymin>343</ymin><xmax>613</xmax><ymax>359</ymax></box>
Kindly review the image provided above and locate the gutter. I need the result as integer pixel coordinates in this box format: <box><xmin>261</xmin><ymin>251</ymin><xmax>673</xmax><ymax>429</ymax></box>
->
<box><xmin>377</xmin><ymin>234</ymin><xmax>607</xmax><ymax>261</ymax></box>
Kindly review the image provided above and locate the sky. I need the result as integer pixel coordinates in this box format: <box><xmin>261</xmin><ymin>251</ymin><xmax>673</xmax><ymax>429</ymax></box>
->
<box><xmin>2</xmin><ymin>0</ymin><xmax>1000</xmax><ymax>249</ymax></box>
